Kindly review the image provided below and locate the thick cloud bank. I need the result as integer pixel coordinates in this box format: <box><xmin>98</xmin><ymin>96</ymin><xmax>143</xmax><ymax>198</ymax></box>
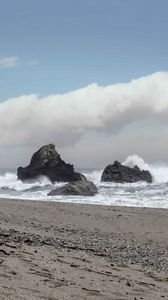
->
<box><xmin>1</xmin><ymin>72</ymin><xmax>168</xmax><ymax>167</ymax></box>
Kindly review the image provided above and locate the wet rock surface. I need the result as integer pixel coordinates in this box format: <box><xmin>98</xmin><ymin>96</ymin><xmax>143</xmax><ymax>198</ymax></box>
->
<box><xmin>101</xmin><ymin>161</ymin><xmax>152</xmax><ymax>183</ymax></box>
<box><xmin>17</xmin><ymin>144</ymin><xmax>84</xmax><ymax>183</ymax></box>
<box><xmin>48</xmin><ymin>180</ymin><xmax>98</xmax><ymax>196</ymax></box>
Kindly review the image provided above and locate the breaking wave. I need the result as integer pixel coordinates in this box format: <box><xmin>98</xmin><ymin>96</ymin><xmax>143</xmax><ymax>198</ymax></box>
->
<box><xmin>123</xmin><ymin>154</ymin><xmax>168</xmax><ymax>183</ymax></box>
<box><xmin>0</xmin><ymin>173</ymin><xmax>53</xmax><ymax>192</ymax></box>
<box><xmin>0</xmin><ymin>154</ymin><xmax>168</xmax><ymax>208</ymax></box>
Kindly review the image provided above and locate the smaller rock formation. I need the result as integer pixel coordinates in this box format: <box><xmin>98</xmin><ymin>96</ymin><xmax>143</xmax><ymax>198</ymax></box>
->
<box><xmin>101</xmin><ymin>161</ymin><xmax>152</xmax><ymax>183</ymax></box>
<box><xmin>48</xmin><ymin>180</ymin><xmax>98</xmax><ymax>196</ymax></box>
<box><xmin>17</xmin><ymin>144</ymin><xmax>84</xmax><ymax>183</ymax></box>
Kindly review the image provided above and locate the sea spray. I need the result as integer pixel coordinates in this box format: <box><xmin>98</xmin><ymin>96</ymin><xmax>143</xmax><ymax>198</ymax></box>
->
<box><xmin>123</xmin><ymin>154</ymin><xmax>168</xmax><ymax>183</ymax></box>
<box><xmin>0</xmin><ymin>173</ymin><xmax>53</xmax><ymax>192</ymax></box>
<box><xmin>0</xmin><ymin>155</ymin><xmax>168</xmax><ymax>208</ymax></box>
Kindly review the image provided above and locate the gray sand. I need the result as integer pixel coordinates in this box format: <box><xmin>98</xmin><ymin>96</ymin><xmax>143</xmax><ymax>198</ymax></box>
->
<box><xmin>0</xmin><ymin>198</ymin><xmax>168</xmax><ymax>299</ymax></box>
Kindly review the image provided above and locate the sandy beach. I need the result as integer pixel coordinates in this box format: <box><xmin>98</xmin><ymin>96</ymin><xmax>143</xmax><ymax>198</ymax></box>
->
<box><xmin>0</xmin><ymin>198</ymin><xmax>168</xmax><ymax>300</ymax></box>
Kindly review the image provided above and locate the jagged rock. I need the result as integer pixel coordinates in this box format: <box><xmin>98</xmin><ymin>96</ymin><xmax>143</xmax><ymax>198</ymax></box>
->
<box><xmin>17</xmin><ymin>144</ymin><xmax>84</xmax><ymax>183</ymax></box>
<box><xmin>48</xmin><ymin>180</ymin><xmax>98</xmax><ymax>196</ymax></box>
<box><xmin>101</xmin><ymin>161</ymin><xmax>152</xmax><ymax>183</ymax></box>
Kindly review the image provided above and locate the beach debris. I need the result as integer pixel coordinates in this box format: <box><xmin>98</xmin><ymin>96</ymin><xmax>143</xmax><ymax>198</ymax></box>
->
<box><xmin>48</xmin><ymin>180</ymin><xmax>98</xmax><ymax>196</ymax></box>
<box><xmin>17</xmin><ymin>144</ymin><xmax>85</xmax><ymax>183</ymax></box>
<box><xmin>101</xmin><ymin>161</ymin><xmax>152</xmax><ymax>183</ymax></box>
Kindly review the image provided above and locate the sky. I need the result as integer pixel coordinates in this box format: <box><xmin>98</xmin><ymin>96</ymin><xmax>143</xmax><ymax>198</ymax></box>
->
<box><xmin>0</xmin><ymin>0</ymin><xmax>168</xmax><ymax>168</ymax></box>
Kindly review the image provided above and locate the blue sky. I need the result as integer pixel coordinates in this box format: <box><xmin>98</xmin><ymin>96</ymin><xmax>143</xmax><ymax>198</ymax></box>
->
<box><xmin>0</xmin><ymin>0</ymin><xmax>168</xmax><ymax>167</ymax></box>
<box><xmin>0</xmin><ymin>0</ymin><xmax>168</xmax><ymax>100</ymax></box>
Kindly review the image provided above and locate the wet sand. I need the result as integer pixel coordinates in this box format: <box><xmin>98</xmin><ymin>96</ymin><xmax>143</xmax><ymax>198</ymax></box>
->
<box><xmin>0</xmin><ymin>198</ymin><xmax>168</xmax><ymax>299</ymax></box>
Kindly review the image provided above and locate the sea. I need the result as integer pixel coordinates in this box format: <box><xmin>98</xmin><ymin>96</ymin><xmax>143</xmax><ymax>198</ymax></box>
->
<box><xmin>0</xmin><ymin>155</ymin><xmax>168</xmax><ymax>209</ymax></box>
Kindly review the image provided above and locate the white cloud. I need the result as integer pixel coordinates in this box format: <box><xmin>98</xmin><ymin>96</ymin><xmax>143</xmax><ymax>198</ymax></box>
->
<box><xmin>0</xmin><ymin>57</ymin><xmax>39</xmax><ymax>69</ymax></box>
<box><xmin>0</xmin><ymin>71</ymin><xmax>168</xmax><ymax>167</ymax></box>
<box><xmin>0</xmin><ymin>57</ymin><xmax>19</xmax><ymax>69</ymax></box>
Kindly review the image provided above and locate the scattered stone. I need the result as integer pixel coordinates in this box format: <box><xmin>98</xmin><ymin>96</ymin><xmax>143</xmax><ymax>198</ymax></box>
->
<box><xmin>70</xmin><ymin>263</ymin><xmax>79</xmax><ymax>268</ymax></box>
<box><xmin>17</xmin><ymin>144</ymin><xmax>85</xmax><ymax>183</ymax></box>
<box><xmin>11</xmin><ymin>271</ymin><xmax>17</xmax><ymax>275</ymax></box>
<box><xmin>101</xmin><ymin>161</ymin><xmax>152</xmax><ymax>183</ymax></box>
<box><xmin>126</xmin><ymin>280</ymin><xmax>131</xmax><ymax>287</ymax></box>
<box><xmin>48</xmin><ymin>180</ymin><xmax>98</xmax><ymax>196</ymax></box>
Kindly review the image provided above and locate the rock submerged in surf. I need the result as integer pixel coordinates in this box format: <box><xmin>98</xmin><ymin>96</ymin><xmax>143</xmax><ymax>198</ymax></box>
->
<box><xmin>48</xmin><ymin>180</ymin><xmax>98</xmax><ymax>196</ymax></box>
<box><xmin>17</xmin><ymin>144</ymin><xmax>85</xmax><ymax>183</ymax></box>
<box><xmin>101</xmin><ymin>161</ymin><xmax>152</xmax><ymax>183</ymax></box>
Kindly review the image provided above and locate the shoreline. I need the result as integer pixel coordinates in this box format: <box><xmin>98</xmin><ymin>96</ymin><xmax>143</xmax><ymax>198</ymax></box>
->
<box><xmin>1</xmin><ymin>195</ymin><xmax>168</xmax><ymax>210</ymax></box>
<box><xmin>0</xmin><ymin>198</ymin><xmax>168</xmax><ymax>299</ymax></box>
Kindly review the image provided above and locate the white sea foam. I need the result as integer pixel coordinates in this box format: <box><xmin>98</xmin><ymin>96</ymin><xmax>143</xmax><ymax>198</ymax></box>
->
<box><xmin>123</xmin><ymin>154</ymin><xmax>168</xmax><ymax>183</ymax></box>
<box><xmin>0</xmin><ymin>155</ymin><xmax>168</xmax><ymax>208</ymax></box>
<box><xmin>0</xmin><ymin>173</ymin><xmax>53</xmax><ymax>191</ymax></box>
<box><xmin>84</xmin><ymin>169</ymin><xmax>102</xmax><ymax>184</ymax></box>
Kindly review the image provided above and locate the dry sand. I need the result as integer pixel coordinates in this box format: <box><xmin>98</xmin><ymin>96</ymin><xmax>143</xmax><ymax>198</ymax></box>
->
<box><xmin>0</xmin><ymin>198</ymin><xmax>168</xmax><ymax>300</ymax></box>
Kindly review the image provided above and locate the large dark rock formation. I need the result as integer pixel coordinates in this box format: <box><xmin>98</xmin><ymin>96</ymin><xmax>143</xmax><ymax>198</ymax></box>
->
<box><xmin>101</xmin><ymin>161</ymin><xmax>152</xmax><ymax>183</ymax></box>
<box><xmin>17</xmin><ymin>144</ymin><xmax>84</xmax><ymax>183</ymax></box>
<box><xmin>48</xmin><ymin>180</ymin><xmax>98</xmax><ymax>196</ymax></box>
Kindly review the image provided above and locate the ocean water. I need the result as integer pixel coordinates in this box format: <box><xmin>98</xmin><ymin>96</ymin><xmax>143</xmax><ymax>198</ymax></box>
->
<box><xmin>0</xmin><ymin>155</ymin><xmax>168</xmax><ymax>208</ymax></box>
